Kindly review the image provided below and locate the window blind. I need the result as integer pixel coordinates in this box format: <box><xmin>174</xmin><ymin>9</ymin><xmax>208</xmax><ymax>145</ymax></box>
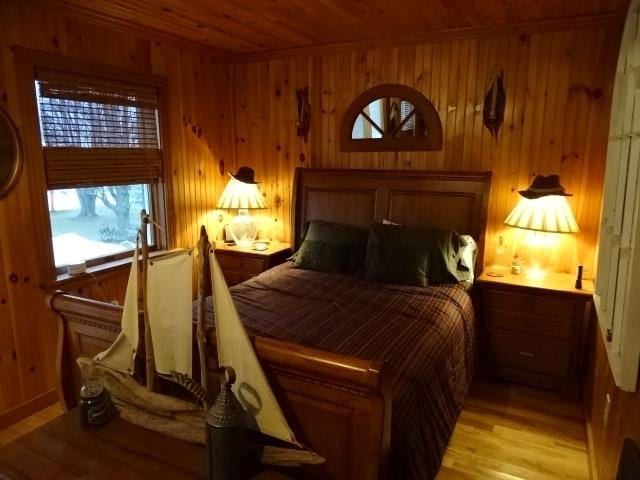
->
<box><xmin>35</xmin><ymin>69</ymin><xmax>162</xmax><ymax>188</ymax></box>
<box><xmin>400</xmin><ymin>100</ymin><xmax>415</xmax><ymax>133</ymax></box>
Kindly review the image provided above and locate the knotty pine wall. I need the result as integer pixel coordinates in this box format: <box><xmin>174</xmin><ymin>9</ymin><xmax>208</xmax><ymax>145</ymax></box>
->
<box><xmin>585</xmin><ymin>327</ymin><xmax>640</xmax><ymax>479</ymax></box>
<box><xmin>0</xmin><ymin>0</ymin><xmax>233</xmax><ymax>422</ymax></box>
<box><xmin>0</xmin><ymin>1</ymin><xmax>627</xmax><ymax>453</ymax></box>
<box><xmin>230</xmin><ymin>24</ymin><xmax>621</xmax><ymax>276</ymax></box>
<box><xmin>230</xmin><ymin>24</ymin><xmax>629</xmax><ymax>477</ymax></box>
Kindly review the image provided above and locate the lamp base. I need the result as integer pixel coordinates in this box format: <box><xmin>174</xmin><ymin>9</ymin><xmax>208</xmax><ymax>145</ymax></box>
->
<box><xmin>229</xmin><ymin>212</ymin><xmax>258</xmax><ymax>248</ymax></box>
<box><xmin>525</xmin><ymin>265</ymin><xmax>547</xmax><ymax>281</ymax></box>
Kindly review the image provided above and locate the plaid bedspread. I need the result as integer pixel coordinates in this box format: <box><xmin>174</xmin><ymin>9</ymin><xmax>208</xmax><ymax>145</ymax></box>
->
<box><xmin>210</xmin><ymin>262</ymin><xmax>476</xmax><ymax>479</ymax></box>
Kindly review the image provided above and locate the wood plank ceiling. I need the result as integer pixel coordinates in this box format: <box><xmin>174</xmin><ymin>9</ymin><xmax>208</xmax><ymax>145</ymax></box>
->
<box><xmin>27</xmin><ymin>0</ymin><xmax>629</xmax><ymax>55</ymax></box>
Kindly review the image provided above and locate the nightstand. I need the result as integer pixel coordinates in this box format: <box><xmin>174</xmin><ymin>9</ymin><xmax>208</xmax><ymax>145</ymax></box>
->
<box><xmin>476</xmin><ymin>271</ymin><xmax>593</xmax><ymax>401</ymax></box>
<box><xmin>214</xmin><ymin>243</ymin><xmax>292</xmax><ymax>286</ymax></box>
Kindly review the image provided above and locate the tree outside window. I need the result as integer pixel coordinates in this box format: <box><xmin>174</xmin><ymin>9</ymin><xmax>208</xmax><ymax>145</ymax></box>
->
<box><xmin>34</xmin><ymin>70</ymin><xmax>163</xmax><ymax>268</ymax></box>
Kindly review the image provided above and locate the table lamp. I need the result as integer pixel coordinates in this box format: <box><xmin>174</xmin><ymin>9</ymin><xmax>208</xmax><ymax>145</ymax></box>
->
<box><xmin>504</xmin><ymin>174</ymin><xmax>579</xmax><ymax>279</ymax></box>
<box><xmin>216</xmin><ymin>167</ymin><xmax>267</xmax><ymax>248</ymax></box>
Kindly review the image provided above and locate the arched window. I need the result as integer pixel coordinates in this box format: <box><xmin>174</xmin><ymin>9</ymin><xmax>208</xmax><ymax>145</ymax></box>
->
<box><xmin>340</xmin><ymin>84</ymin><xmax>443</xmax><ymax>152</ymax></box>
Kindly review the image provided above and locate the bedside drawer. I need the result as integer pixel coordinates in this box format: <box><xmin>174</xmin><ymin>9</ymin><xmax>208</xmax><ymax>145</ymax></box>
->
<box><xmin>488</xmin><ymin>289</ymin><xmax>581</xmax><ymax>318</ymax></box>
<box><xmin>487</xmin><ymin>310</ymin><xmax>575</xmax><ymax>339</ymax></box>
<box><xmin>217</xmin><ymin>255</ymin><xmax>265</xmax><ymax>274</ymax></box>
<box><xmin>221</xmin><ymin>270</ymin><xmax>254</xmax><ymax>286</ymax></box>
<box><xmin>487</xmin><ymin>331</ymin><xmax>572</xmax><ymax>377</ymax></box>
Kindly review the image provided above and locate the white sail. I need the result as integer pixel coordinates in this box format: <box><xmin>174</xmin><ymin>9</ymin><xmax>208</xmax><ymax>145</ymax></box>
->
<box><xmin>94</xmin><ymin>246</ymin><xmax>140</xmax><ymax>374</ymax></box>
<box><xmin>209</xmin><ymin>250</ymin><xmax>300</xmax><ymax>446</ymax></box>
<box><xmin>96</xmin><ymin>247</ymin><xmax>194</xmax><ymax>377</ymax></box>
<box><xmin>147</xmin><ymin>249</ymin><xmax>194</xmax><ymax>376</ymax></box>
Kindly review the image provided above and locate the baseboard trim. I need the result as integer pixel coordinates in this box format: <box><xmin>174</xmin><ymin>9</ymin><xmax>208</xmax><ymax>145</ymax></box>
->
<box><xmin>585</xmin><ymin>405</ymin><xmax>599</xmax><ymax>480</ymax></box>
<box><xmin>0</xmin><ymin>389</ymin><xmax>59</xmax><ymax>430</ymax></box>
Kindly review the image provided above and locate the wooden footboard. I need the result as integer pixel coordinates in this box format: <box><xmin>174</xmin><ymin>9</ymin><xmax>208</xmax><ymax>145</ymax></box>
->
<box><xmin>49</xmin><ymin>291</ymin><xmax>392</xmax><ymax>480</ymax></box>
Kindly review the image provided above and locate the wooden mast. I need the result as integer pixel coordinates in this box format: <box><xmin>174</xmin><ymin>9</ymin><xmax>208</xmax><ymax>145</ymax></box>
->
<box><xmin>196</xmin><ymin>225</ymin><xmax>211</xmax><ymax>410</ymax></box>
<box><xmin>139</xmin><ymin>209</ymin><xmax>156</xmax><ymax>392</ymax></box>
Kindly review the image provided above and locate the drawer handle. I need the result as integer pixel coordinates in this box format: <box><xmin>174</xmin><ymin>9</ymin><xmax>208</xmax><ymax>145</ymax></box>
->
<box><xmin>519</xmin><ymin>351</ymin><xmax>535</xmax><ymax>358</ymax></box>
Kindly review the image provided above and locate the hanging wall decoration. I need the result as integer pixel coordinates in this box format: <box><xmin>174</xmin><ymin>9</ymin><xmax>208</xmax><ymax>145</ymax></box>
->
<box><xmin>483</xmin><ymin>69</ymin><xmax>506</xmax><ymax>140</ymax></box>
<box><xmin>296</xmin><ymin>87</ymin><xmax>311</xmax><ymax>143</ymax></box>
<box><xmin>0</xmin><ymin>108</ymin><xmax>23</xmax><ymax>199</ymax></box>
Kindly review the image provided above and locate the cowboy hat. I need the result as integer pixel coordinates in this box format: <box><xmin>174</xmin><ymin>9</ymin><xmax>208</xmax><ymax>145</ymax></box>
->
<box><xmin>229</xmin><ymin>166</ymin><xmax>259</xmax><ymax>184</ymax></box>
<box><xmin>519</xmin><ymin>174</ymin><xmax>572</xmax><ymax>199</ymax></box>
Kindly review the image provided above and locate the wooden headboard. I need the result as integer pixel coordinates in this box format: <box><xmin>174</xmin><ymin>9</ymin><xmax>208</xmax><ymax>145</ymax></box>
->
<box><xmin>292</xmin><ymin>168</ymin><xmax>492</xmax><ymax>269</ymax></box>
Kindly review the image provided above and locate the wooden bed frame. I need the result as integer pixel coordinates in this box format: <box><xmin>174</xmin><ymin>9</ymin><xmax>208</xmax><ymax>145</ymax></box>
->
<box><xmin>50</xmin><ymin>168</ymin><xmax>491</xmax><ymax>480</ymax></box>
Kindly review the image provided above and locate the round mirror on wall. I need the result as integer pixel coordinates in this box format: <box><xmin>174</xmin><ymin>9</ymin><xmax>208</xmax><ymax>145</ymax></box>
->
<box><xmin>0</xmin><ymin>108</ymin><xmax>22</xmax><ymax>198</ymax></box>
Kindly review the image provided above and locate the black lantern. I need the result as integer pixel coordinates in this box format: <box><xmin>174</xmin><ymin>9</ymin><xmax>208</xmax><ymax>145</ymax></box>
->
<box><xmin>206</xmin><ymin>366</ymin><xmax>247</xmax><ymax>480</ymax></box>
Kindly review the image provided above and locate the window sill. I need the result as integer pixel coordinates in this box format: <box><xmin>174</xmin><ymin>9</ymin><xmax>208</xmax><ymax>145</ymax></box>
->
<box><xmin>47</xmin><ymin>249</ymin><xmax>180</xmax><ymax>290</ymax></box>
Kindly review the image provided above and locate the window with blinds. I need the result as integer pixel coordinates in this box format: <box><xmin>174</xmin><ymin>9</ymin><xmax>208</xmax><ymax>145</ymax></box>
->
<box><xmin>34</xmin><ymin>68</ymin><xmax>164</xmax><ymax>269</ymax></box>
<box><xmin>342</xmin><ymin>85</ymin><xmax>441</xmax><ymax>151</ymax></box>
<box><xmin>36</xmin><ymin>69</ymin><xmax>162</xmax><ymax>189</ymax></box>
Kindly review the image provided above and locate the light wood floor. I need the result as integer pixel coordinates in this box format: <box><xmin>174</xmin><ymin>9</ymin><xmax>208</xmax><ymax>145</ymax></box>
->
<box><xmin>437</xmin><ymin>380</ymin><xmax>590</xmax><ymax>480</ymax></box>
<box><xmin>0</xmin><ymin>402</ymin><xmax>63</xmax><ymax>446</ymax></box>
<box><xmin>0</xmin><ymin>382</ymin><xmax>590</xmax><ymax>479</ymax></box>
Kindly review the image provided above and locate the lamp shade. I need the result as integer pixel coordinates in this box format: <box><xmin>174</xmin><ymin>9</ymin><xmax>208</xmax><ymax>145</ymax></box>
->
<box><xmin>216</xmin><ymin>176</ymin><xmax>267</xmax><ymax>210</ymax></box>
<box><xmin>504</xmin><ymin>195</ymin><xmax>579</xmax><ymax>233</ymax></box>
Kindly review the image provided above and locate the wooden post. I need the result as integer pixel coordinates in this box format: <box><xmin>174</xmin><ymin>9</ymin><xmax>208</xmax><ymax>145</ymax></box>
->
<box><xmin>196</xmin><ymin>225</ymin><xmax>212</xmax><ymax>410</ymax></box>
<box><xmin>139</xmin><ymin>209</ymin><xmax>155</xmax><ymax>392</ymax></box>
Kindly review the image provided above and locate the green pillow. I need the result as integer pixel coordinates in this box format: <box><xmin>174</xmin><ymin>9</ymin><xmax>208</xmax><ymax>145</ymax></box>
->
<box><xmin>425</xmin><ymin>229</ymin><xmax>464</xmax><ymax>284</ymax></box>
<box><xmin>293</xmin><ymin>240</ymin><xmax>352</xmax><ymax>273</ymax></box>
<box><xmin>365</xmin><ymin>240</ymin><xmax>429</xmax><ymax>287</ymax></box>
<box><xmin>292</xmin><ymin>220</ymin><xmax>368</xmax><ymax>273</ymax></box>
<box><xmin>365</xmin><ymin>225</ymin><xmax>465</xmax><ymax>286</ymax></box>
